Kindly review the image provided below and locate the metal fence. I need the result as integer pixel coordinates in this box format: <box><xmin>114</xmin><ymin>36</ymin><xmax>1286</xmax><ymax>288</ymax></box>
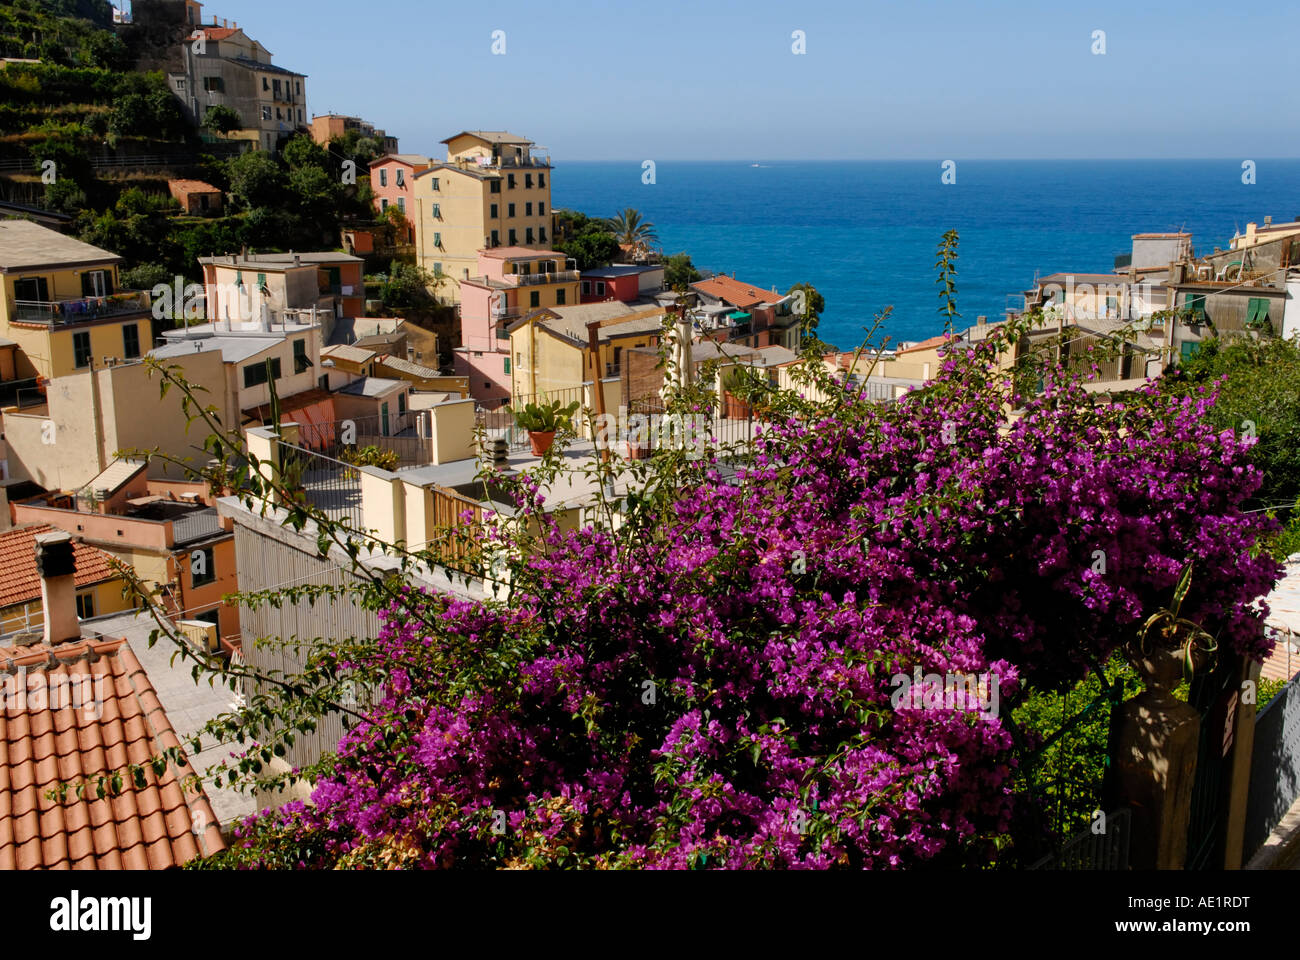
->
<box><xmin>0</xmin><ymin>377</ymin><xmax>42</xmax><ymax>409</ymax></box>
<box><xmin>172</xmin><ymin>508</ymin><xmax>224</xmax><ymax>546</ymax></box>
<box><xmin>289</xmin><ymin>412</ymin><xmax>437</xmax><ymax>468</ymax></box>
<box><xmin>479</xmin><ymin>387</ymin><xmax>587</xmax><ymax>453</ymax></box>
<box><xmin>277</xmin><ymin>442</ymin><xmax>364</xmax><ymax>531</ymax></box>
<box><xmin>1245</xmin><ymin>672</ymin><xmax>1300</xmax><ymax>858</ymax></box>
<box><xmin>1029</xmin><ymin>807</ymin><xmax>1132</xmax><ymax>870</ymax></box>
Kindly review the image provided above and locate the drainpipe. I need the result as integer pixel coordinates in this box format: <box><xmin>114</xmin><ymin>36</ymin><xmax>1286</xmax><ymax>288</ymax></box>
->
<box><xmin>88</xmin><ymin>362</ymin><xmax>107</xmax><ymax>474</ymax></box>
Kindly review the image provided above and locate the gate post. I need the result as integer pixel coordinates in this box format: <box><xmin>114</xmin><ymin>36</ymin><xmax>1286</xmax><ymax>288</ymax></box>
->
<box><xmin>1111</xmin><ymin>647</ymin><xmax>1200</xmax><ymax>868</ymax></box>
<box><xmin>1221</xmin><ymin>655</ymin><xmax>1261</xmax><ymax>869</ymax></box>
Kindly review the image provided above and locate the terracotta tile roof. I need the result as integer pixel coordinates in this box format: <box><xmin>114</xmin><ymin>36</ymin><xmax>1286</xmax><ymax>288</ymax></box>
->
<box><xmin>897</xmin><ymin>333</ymin><xmax>958</xmax><ymax>355</ymax></box>
<box><xmin>191</xmin><ymin>26</ymin><xmax>239</xmax><ymax>41</ymax></box>
<box><xmin>0</xmin><ymin>526</ymin><xmax>120</xmax><ymax>610</ymax></box>
<box><xmin>167</xmin><ymin>179</ymin><xmax>221</xmax><ymax>194</ymax></box>
<box><xmin>0</xmin><ymin>636</ymin><xmax>225</xmax><ymax>868</ymax></box>
<box><xmin>691</xmin><ymin>276</ymin><xmax>780</xmax><ymax>310</ymax></box>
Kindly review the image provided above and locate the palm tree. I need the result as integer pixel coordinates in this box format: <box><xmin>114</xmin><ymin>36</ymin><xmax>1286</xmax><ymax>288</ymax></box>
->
<box><xmin>605</xmin><ymin>208</ymin><xmax>659</xmax><ymax>252</ymax></box>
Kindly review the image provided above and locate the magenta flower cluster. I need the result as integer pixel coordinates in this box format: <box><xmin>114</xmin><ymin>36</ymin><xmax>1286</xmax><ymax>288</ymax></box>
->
<box><xmin>226</xmin><ymin>340</ymin><xmax>1280</xmax><ymax>869</ymax></box>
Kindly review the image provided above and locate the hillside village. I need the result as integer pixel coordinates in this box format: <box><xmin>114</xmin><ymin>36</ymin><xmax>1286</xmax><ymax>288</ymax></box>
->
<box><xmin>0</xmin><ymin>0</ymin><xmax>1298</xmax><ymax>876</ymax></box>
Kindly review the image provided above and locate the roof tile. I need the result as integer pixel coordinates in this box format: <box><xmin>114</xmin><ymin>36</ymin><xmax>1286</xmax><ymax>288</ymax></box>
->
<box><xmin>0</xmin><ymin>635</ymin><xmax>225</xmax><ymax>869</ymax></box>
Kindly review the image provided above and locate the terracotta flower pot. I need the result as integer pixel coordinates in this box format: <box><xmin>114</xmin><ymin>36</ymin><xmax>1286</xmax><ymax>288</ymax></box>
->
<box><xmin>528</xmin><ymin>430</ymin><xmax>556</xmax><ymax>456</ymax></box>
<box><xmin>724</xmin><ymin>392</ymin><xmax>752</xmax><ymax>420</ymax></box>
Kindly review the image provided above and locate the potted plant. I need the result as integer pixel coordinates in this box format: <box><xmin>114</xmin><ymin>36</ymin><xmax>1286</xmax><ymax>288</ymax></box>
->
<box><xmin>512</xmin><ymin>399</ymin><xmax>579</xmax><ymax>456</ymax></box>
<box><xmin>720</xmin><ymin>367</ymin><xmax>753</xmax><ymax>420</ymax></box>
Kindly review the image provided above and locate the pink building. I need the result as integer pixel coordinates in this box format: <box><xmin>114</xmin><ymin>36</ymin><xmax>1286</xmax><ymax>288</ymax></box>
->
<box><xmin>368</xmin><ymin>154</ymin><xmax>430</xmax><ymax>242</ymax></box>
<box><xmin>454</xmin><ymin>247</ymin><xmax>580</xmax><ymax>405</ymax></box>
<box><xmin>579</xmin><ymin>264</ymin><xmax>664</xmax><ymax>304</ymax></box>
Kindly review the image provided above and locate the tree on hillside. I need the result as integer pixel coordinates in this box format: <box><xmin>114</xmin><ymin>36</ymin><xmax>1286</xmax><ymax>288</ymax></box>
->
<box><xmin>662</xmin><ymin>252</ymin><xmax>701</xmax><ymax>289</ymax></box>
<box><xmin>605</xmin><ymin>207</ymin><xmax>658</xmax><ymax>254</ymax></box>
<box><xmin>202</xmin><ymin>104</ymin><xmax>242</xmax><ymax>138</ymax></box>
<box><xmin>226</xmin><ymin>150</ymin><xmax>285</xmax><ymax>211</ymax></box>
<box><xmin>559</xmin><ymin>227</ymin><xmax>621</xmax><ymax>271</ymax></box>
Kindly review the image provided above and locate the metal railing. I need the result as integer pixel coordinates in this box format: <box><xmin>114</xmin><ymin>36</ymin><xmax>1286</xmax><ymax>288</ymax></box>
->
<box><xmin>11</xmin><ymin>291</ymin><xmax>150</xmax><ymax>324</ymax></box>
<box><xmin>0</xmin><ymin>378</ymin><xmax>42</xmax><ymax>409</ymax></box>
<box><xmin>1029</xmin><ymin>808</ymin><xmax>1132</xmax><ymax>870</ymax></box>
<box><xmin>277</xmin><ymin>442</ymin><xmax>364</xmax><ymax>531</ymax></box>
<box><xmin>509</xmin><ymin>269</ymin><xmax>580</xmax><ymax>286</ymax></box>
<box><xmin>172</xmin><ymin>508</ymin><xmax>224</xmax><ymax>546</ymax></box>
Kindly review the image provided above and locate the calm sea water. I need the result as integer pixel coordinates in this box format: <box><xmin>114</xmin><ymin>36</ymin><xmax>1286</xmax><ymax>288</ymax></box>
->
<box><xmin>553</xmin><ymin>160</ymin><xmax>1300</xmax><ymax>350</ymax></box>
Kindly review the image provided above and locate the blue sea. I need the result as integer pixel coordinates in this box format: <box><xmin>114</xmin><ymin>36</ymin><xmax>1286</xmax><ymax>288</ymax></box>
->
<box><xmin>553</xmin><ymin>160</ymin><xmax>1300</xmax><ymax>351</ymax></box>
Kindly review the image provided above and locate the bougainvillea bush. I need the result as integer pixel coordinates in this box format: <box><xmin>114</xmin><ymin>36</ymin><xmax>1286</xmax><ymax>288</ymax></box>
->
<box><xmin>210</xmin><ymin>328</ymin><xmax>1281</xmax><ymax>869</ymax></box>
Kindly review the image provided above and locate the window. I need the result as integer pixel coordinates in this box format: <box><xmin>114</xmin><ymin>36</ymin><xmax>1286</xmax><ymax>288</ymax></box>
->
<box><xmin>16</xmin><ymin>276</ymin><xmax>50</xmax><ymax>302</ymax></box>
<box><xmin>1183</xmin><ymin>292</ymin><xmax>1208</xmax><ymax>321</ymax></box>
<box><xmin>398</xmin><ymin>391</ymin><xmax>407</xmax><ymax>416</ymax></box>
<box><xmin>176</xmin><ymin>78</ymin><xmax>186</xmax><ymax>91</ymax></box>
<box><xmin>1180</xmin><ymin>340</ymin><xmax>1200</xmax><ymax>362</ymax></box>
<box><xmin>490</xmin><ymin>203</ymin><xmax>498</xmax><ymax>218</ymax></box>
<box><xmin>262</xmin><ymin>106</ymin><xmax>272</xmax><ymax>121</ymax></box>
<box><xmin>202</xmin><ymin>76</ymin><xmax>224</xmax><ymax>92</ymax></box>
<box><xmin>596</xmin><ymin>281</ymin><xmax>606</xmax><ymax>296</ymax></box>
<box><xmin>538</xmin><ymin>226</ymin><xmax>547</xmax><ymax>242</ymax></box>
<box><xmin>81</xmin><ymin>269</ymin><xmax>111</xmax><ymax>297</ymax></box>
<box><xmin>431</xmin><ymin>202</ymin><xmax>439</xmax><ymax>217</ymax></box>
<box><xmin>76</xmin><ymin>592</ymin><xmax>95</xmax><ymax>620</ymax></box>
<box><xmin>380</xmin><ymin>402</ymin><xmax>391</xmax><ymax>437</ymax></box>
<box><xmin>509</xmin><ymin>229</ymin><xmax>518</xmax><ymax>245</ymax></box>
<box><xmin>539</xmin><ymin>203</ymin><xmax>545</xmax><ymax>216</ymax></box>
<box><xmin>433</xmin><ymin>262</ymin><xmax>443</xmax><ymax>276</ymax></box>
<box><xmin>1246</xmin><ymin>297</ymin><xmax>1271</xmax><ymax>329</ymax></box>
<box><xmin>243</xmin><ymin>357</ymin><xmax>282</xmax><ymax>388</ymax></box>
<box><xmin>525</xmin><ymin>174</ymin><xmax>533</xmax><ymax>188</ymax></box>
<box><xmin>256</xmin><ymin>273</ymin><xmax>268</xmax><ymax>292</ymax></box>
<box><xmin>431</xmin><ymin>178</ymin><xmax>440</xmax><ymax>190</ymax></box>
<box><xmin>582</xmin><ymin>281</ymin><xmax>591</xmax><ymax>295</ymax></box>
<box><xmin>489</xmin><ymin>180</ymin><xmax>501</xmax><ymax>194</ymax></box>
<box><xmin>525</xmin><ymin>202</ymin><xmax>533</xmax><ymax>216</ymax></box>
<box><xmin>276</xmin><ymin>107</ymin><xmax>282</xmax><ymax>121</ymax></box>
<box><xmin>73</xmin><ymin>331</ymin><xmax>91</xmax><ymax>369</ymax></box>
<box><xmin>396</xmin><ymin>170</ymin><xmax>404</xmax><ymax>187</ymax></box>
<box><xmin>490</xmin><ymin>230</ymin><xmax>500</xmax><ymax>246</ymax></box>
<box><xmin>293</xmin><ymin>338</ymin><xmax>311</xmax><ymax>374</ymax></box>
<box><xmin>555</xmin><ymin>288</ymin><xmax>566</xmax><ymax>305</ymax></box>
<box><xmin>526</xmin><ymin>228</ymin><xmax>535</xmax><ymax>244</ymax></box>
<box><xmin>507</xmin><ymin>174</ymin><xmax>516</xmax><ymax>189</ymax></box>
<box><xmin>191</xmin><ymin>546</ymin><xmax>217</xmax><ymax>587</ymax></box>
<box><xmin>195</xmin><ymin>609</ymin><xmax>220</xmax><ymax>629</ymax></box>
<box><xmin>273</xmin><ymin>79</ymin><xmax>281</xmax><ymax>98</ymax></box>
<box><xmin>380</xmin><ymin>169</ymin><xmax>388</xmax><ymax>187</ymax></box>
<box><xmin>297</xmin><ymin>109</ymin><xmax>303</xmax><ymax>123</ymax></box>
<box><xmin>508</xmin><ymin>203</ymin><xmax>516</xmax><ymax>217</ymax></box>
<box><xmin>122</xmin><ymin>323</ymin><xmax>140</xmax><ymax>359</ymax></box>
<box><xmin>381</xmin><ymin>198</ymin><xmax>389</xmax><ymax>211</ymax></box>
<box><xmin>504</xmin><ymin>357</ymin><xmax>511</xmax><ymax>375</ymax></box>
<box><xmin>262</xmin><ymin>77</ymin><xmax>269</xmax><ymax>91</ymax></box>
<box><xmin>398</xmin><ymin>197</ymin><xmax>406</xmax><ymax>214</ymax></box>
<box><xmin>530</xmin><ymin>291</ymin><xmax>540</xmax><ymax>308</ymax></box>
<box><xmin>538</xmin><ymin>173</ymin><xmax>546</xmax><ymax>188</ymax></box>
<box><xmin>433</xmin><ymin>232</ymin><xmax>442</xmax><ymax>247</ymax></box>
<box><xmin>296</xmin><ymin>82</ymin><xmax>301</xmax><ymax>95</ymax></box>
<box><xmin>1106</xmin><ymin>296</ymin><xmax>1118</xmax><ymax>316</ymax></box>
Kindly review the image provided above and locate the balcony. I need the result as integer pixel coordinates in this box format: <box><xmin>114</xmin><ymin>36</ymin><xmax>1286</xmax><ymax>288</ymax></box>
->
<box><xmin>11</xmin><ymin>290</ymin><xmax>150</xmax><ymax>325</ymax></box>
<box><xmin>507</xmin><ymin>269</ymin><xmax>580</xmax><ymax>287</ymax></box>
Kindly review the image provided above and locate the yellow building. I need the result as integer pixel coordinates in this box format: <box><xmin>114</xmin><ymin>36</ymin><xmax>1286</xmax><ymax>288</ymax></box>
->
<box><xmin>411</xmin><ymin>131</ymin><xmax>552</xmax><ymax>302</ymax></box>
<box><xmin>0</xmin><ymin>221</ymin><xmax>153</xmax><ymax>381</ymax></box>
<box><xmin>508</xmin><ymin>302</ymin><xmax>664</xmax><ymax>397</ymax></box>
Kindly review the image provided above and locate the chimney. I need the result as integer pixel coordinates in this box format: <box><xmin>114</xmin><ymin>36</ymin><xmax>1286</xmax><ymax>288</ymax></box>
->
<box><xmin>35</xmin><ymin>531</ymin><xmax>79</xmax><ymax>645</ymax></box>
<box><xmin>1264</xmin><ymin>215</ymin><xmax>1273</xmax><ymax>227</ymax></box>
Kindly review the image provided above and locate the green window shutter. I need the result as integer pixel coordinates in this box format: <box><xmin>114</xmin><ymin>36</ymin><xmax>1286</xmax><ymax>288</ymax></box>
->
<box><xmin>1180</xmin><ymin>340</ymin><xmax>1200</xmax><ymax>362</ymax></box>
<box><xmin>504</xmin><ymin>357</ymin><xmax>511</xmax><ymax>375</ymax></box>
<box><xmin>1246</xmin><ymin>297</ymin><xmax>1269</xmax><ymax>327</ymax></box>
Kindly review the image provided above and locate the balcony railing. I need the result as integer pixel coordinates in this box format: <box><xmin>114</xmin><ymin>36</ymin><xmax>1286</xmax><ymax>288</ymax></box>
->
<box><xmin>508</xmin><ymin>269</ymin><xmax>580</xmax><ymax>287</ymax></box>
<box><xmin>11</xmin><ymin>291</ymin><xmax>150</xmax><ymax>324</ymax></box>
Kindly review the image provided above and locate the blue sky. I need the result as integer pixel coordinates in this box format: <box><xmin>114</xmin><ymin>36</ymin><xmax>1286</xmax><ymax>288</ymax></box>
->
<box><xmin>166</xmin><ymin>0</ymin><xmax>1300</xmax><ymax>160</ymax></box>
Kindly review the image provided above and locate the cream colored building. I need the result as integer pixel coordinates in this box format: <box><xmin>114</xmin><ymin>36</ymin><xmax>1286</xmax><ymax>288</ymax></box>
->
<box><xmin>0</xmin><ymin>221</ymin><xmax>153</xmax><ymax>381</ymax></box>
<box><xmin>411</xmin><ymin>131</ymin><xmax>553</xmax><ymax>303</ymax></box>
<box><xmin>4</xmin><ymin>348</ymin><xmax>235</xmax><ymax>492</ymax></box>
<box><xmin>508</xmin><ymin>302</ymin><xmax>664</xmax><ymax>397</ymax></box>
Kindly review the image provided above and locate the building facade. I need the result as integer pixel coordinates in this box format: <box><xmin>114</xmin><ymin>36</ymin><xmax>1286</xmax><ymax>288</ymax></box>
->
<box><xmin>411</xmin><ymin>131</ymin><xmax>553</xmax><ymax>302</ymax></box>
